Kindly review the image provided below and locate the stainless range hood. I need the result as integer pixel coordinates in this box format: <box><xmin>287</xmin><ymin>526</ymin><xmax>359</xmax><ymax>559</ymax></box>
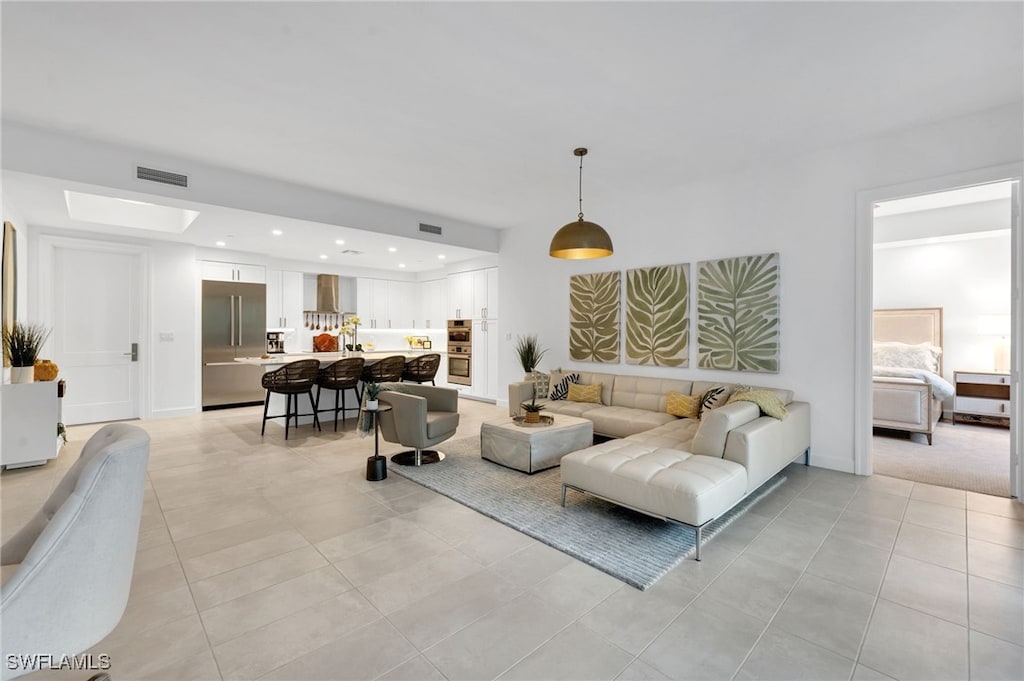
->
<box><xmin>314</xmin><ymin>274</ymin><xmax>339</xmax><ymax>313</ymax></box>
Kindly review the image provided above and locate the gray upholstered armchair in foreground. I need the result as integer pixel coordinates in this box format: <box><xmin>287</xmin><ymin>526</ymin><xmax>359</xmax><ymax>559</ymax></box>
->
<box><xmin>0</xmin><ymin>423</ymin><xmax>150</xmax><ymax>680</ymax></box>
<box><xmin>377</xmin><ymin>384</ymin><xmax>460</xmax><ymax>466</ymax></box>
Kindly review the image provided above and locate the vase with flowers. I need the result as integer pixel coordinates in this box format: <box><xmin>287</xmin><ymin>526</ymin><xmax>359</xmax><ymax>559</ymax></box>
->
<box><xmin>3</xmin><ymin>322</ymin><xmax>51</xmax><ymax>384</ymax></box>
<box><xmin>341</xmin><ymin>315</ymin><xmax>362</xmax><ymax>352</ymax></box>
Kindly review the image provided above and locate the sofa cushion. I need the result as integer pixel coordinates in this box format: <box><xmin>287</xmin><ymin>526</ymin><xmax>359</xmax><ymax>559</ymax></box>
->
<box><xmin>549</xmin><ymin>372</ymin><xmax>581</xmax><ymax>400</ymax></box>
<box><xmin>544</xmin><ymin>399</ymin><xmax>604</xmax><ymax>419</ymax></box>
<box><xmin>568</xmin><ymin>382</ymin><xmax>603</xmax><ymax>404</ymax></box>
<box><xmin>691</xmin><ymin>401</ymin><xmax>761</xmax><ymax>457</ymax></box>
<box><xmin>561</xmin><ymin>440</ymin><xmax>748</xmax><ymax>526</ymax></box>
<box><xmin>611</xmin><ymin>376</ymin><xmax>693</xmax><ymax>412</ymax></box>
<box><xmin>625</xmin><ymin>417</ymin><xmax>701</xmax><ymax>450</ymax></box>
<box><xmin>587</xmin><ymin>406</ymin><xmax>678</xmax><ymax>438</ymax></box>
<box><xmin>666</xmin><ymin>391</ymin><xmax>699</xmax><ymax>419</ymax></box>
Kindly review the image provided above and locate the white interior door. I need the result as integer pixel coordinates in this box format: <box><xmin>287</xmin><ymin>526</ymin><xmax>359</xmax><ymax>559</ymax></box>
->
<box><xmin>52</xmin><ymin>244</ymin><xmax>141</xmax><ymax>424</ymax></box>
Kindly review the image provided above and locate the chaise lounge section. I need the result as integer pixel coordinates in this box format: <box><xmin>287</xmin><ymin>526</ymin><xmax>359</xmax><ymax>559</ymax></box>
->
<box><xmin>509</xmin><ymin>370</ymin><xmax>811</xmax><ymax>559</ymax></box>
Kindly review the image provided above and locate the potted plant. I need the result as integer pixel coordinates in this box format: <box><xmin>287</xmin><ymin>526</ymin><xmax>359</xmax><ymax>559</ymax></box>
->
<box><xmin>520</xmin><ymin>398</ymin><xmax>546</xmax><ymax>424</ymax></box>
<box><xmin>2</xmin><ymin>322</ymin><xmax>51</xmax><ymax>384</ymax></box>
<box><xmin>515</xmin><ymin>334</ymin><xmax>547</xmax><ymax>377</ymax></box>
<box><xmin>365</xmin><ymin>382</ymin><xmax>381</xmax><ymax>410</ymax></box>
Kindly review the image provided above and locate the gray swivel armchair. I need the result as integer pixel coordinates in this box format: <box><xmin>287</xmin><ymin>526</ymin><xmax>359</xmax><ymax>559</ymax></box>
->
<box><xmin>377</xmin><ymin>384</ymin><xmax>460</xmax><ymax>466</ymax></box>
<box><xmin>1</xmin><ymin>423</ymin><xmax>151</xmax><ymax>680</ymax></box>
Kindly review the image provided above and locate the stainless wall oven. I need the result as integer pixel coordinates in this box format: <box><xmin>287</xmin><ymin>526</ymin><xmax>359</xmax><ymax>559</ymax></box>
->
<box><xmin>447</xmin><ymin>320</ymin><xmax>472</xmax><ymax>385</ymax></box>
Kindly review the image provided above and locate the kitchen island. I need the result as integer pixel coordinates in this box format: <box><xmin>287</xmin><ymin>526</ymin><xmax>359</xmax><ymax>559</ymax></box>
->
<box><xmin>236</xmin><ymin>350</ymin><xmax>447</xmax><ymax>430</ymax></box>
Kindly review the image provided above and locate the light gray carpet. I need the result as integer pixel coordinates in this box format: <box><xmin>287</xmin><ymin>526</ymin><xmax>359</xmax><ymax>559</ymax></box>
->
<box><xmin>391</xmin><ymin>437</ymin><xmax>785</xmax><ymax>590</ymax></box>
<box><xmin>873</xmin><ymin>421</ymin><xmax>1010</xmax><ymax>497</ymax></box>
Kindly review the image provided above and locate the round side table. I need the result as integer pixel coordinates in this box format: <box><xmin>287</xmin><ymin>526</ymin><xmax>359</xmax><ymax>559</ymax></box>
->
<box><xmin>365</xmin><ymin>404</ymin><xmax>392</xmax><ymax>481</ymax></box>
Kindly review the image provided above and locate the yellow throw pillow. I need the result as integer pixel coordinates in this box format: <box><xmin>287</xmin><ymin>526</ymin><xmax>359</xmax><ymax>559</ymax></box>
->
<box><xmin>666</xmin><ymin>391</ymin><xmax>700</xmax><ymax>419</ymax></box>
<box><xmin>727</xmin><ymin>389</ymin><xmax>788</xmax><ymax>420</ymax></box>
<box><xmin>567</xmin><ymin>382</ymin><xmax>603</xmax><ymax>404</ymax></box>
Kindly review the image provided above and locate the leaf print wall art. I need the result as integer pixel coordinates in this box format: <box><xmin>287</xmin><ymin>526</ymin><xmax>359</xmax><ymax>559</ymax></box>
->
<box><xmin>697</xmin><ymin>252</ymin><xmax>780</xmax><ymax>373</ymax></box>
<box><xmin>569</xmin><ymin>271</ymin><xmax>620</xmax><ymax>363</ymax></box>
<box><xmin>625</xmin><ymin>264</ymin><xmax>689</xmax><ymax>366</ymax></box>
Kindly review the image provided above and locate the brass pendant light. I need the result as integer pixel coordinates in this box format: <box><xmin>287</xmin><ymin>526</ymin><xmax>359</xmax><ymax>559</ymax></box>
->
<box><xmin>549</xmin><ymin>147</ymin><xmax>613</xmax><ymax>259</ymax></box>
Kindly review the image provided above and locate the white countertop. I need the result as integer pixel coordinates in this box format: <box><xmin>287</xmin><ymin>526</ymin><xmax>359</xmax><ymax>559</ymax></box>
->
<box><xmin>235</xmin><ymin>349</ymin><xmax>444</xmax><ymax>367</ymax></box>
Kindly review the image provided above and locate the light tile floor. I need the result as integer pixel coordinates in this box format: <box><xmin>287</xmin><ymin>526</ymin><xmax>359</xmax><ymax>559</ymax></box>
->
<box><xmin>3</xmin><ymin>399</ymin><xmax>1022</xmax><ymax>681</ymax></box>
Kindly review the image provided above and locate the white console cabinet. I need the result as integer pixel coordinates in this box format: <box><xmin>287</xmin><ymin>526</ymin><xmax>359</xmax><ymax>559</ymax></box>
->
<box><xmin>1</xmin><ymin>382</ymin><xmax>61</xmax><ymax>469</ymax></box>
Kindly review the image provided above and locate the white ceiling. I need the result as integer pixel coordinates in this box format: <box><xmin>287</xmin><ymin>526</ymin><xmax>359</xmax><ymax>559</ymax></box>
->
<box><xmin>2</xmin><ymin>1</ymin><xmax>1022</xmax><ymax>270</ymax></box>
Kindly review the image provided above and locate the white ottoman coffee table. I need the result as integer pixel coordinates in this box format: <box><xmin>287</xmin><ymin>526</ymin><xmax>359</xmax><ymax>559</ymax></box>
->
<box><xmin>480</xmin><ymin>414</ymin><xmax>594</xmax><ymax>474</ymax></box>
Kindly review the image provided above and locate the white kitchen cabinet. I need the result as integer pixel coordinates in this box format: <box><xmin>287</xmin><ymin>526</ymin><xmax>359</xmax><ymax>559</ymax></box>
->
<box><xmin>469</xmin><ymin>319</ymin><xmax>500</xmax><ymax>401</ymax></box>
<box><xmin>200</xmin><ymin>260</ymin><xmax>266</xmax><ymax>283</ymax></box>
<box><xmin>266</xmin><ymin>269</ymin><xmax>304</xmax><ymax>329</ymax></box>
<box><xmin>447</xmin><ymin>267</ymin><xmax>498</xmax><ymax>320</ymax></box>
<box><xmin>357</xmin><ymin>278</ymin><xmax>418</xmax><ymax>328</ymax></box>
<box><xmin>447</xmin><ymin>272</ymin><xmax>473</xmax><ymax>319</ymax></box>
<box><xmin>1</xmin><ymin>382</ymin><xmax>61</xmax><ymax>469</ymax></box>
<box><xmin>420</xmin><ymin>279</ymin><xmax>447</xmax><ymax>329</ymax></box>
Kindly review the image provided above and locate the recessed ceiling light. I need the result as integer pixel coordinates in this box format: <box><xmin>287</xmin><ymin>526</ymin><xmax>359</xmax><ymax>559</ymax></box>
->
<box><xmin>398</xmin><ymin>263</ymin><xmax>406</xmax><ymax>268</ymax></box>
<box><xmin>388</xmin><ymin>247</ymin><xmax>397</xmax><ymax>253</ymax></box>
<box><xmin>215</xmin><ymin>241</ymin><xmax>226</xmax><ymax>247</ymax></box>
<box><xmin>319</xmin><ymin>254</ymin><xmax>328</xmax><ymax>259</ymax></box>
<box><xmin>437</xmin><ymin>254</ymin><xmax>446</xmax><ymax>260</ymax></box>
<box><xmin>335</xmin><ymin>239</ymin><xmax>345</xmax><ymax>245</ymax></box>
<box><xmin>272</xmin><ymin>229</ymin><xmax>283</xmax><ymax>236</ymax></box>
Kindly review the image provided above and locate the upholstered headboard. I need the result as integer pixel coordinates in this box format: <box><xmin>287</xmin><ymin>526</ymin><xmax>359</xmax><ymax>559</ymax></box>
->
<box><xmin>873</xmin><ymin>307</ymin><xmax>943</xmax><ymax>373</ymax></box>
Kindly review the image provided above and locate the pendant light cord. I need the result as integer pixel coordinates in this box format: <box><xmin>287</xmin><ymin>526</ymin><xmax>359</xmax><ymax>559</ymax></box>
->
<box><xmin>578</xmin><ymin>153</ymin><xmax>585</xmax><ymax>221</ymax></box>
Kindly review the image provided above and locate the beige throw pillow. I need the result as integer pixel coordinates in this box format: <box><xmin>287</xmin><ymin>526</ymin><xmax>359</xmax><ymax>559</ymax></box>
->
<box><xmin>666</xmin><ymin>391</ymin><xmax>700</xmax><ymax>419</ymax></box>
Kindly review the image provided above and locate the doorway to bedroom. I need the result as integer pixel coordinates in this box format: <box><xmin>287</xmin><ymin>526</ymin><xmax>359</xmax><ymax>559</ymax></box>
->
<box><xmin>871</xmin><ymin>181</ymin><xmax>1015</xmax><ymax>497</ymax></box>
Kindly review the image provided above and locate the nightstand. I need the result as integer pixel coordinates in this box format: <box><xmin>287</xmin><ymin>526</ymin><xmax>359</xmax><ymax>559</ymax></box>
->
<box><xmin>953</xmin><ymin>371</ymin><xmax>1010</xmax><ymax>427</ymax></box>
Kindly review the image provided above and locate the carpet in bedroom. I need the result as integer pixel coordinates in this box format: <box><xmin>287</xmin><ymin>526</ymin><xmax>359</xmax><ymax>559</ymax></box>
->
<box><xmin>872</xmin><ymin>421</ymin><xmax>1010</xmax><ymax>497</ymax></box>
<box><xmin>389</xmin><ymin>436</ymin><xmax>785</xmax><ymax>590</ymax></box>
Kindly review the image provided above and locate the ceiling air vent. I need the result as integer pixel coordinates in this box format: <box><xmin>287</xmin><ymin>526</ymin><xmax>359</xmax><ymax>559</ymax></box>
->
<box><xmin>136</xmin><ymin>166</ymin><xmax>188</xmax><ymax>187</ymax></box>
<box><xmin>339</xmin><ymin>249</ymin><xmax>364</xmax><ymax>255</ymax></box>
<box><xmin>419</xmin><ymin>223</ymin><xmax>442</xmax><ymax>235</ymax></box>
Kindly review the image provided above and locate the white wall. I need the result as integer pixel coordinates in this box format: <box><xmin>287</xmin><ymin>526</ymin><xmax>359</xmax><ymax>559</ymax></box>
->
<box><xmin>497</xmin><ymin>103</ymin><xmax>1023</xmax><ymax>473</ymax></box>
<box><xmin>874</xmin><ymin>233</ymin><xmax>1011</xmax><ymax>396</ymax></box>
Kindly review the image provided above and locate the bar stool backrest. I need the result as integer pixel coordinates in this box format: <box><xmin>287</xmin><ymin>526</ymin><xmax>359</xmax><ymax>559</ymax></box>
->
<box><xmin>318</xmin><ymin>357</ymin><xmax>365</xmax><ymax>389</ymax></box>
<box><xmin>402</xmin><ymin>353</ymin><xmax>441</xmax><ymax>383</ymax></box>
<box><xmin>262</xmin><ymin>359</ymin><xmax>321</xmax><ymax>394</ymax></box>
<box><xmin>362</xmin><ymin>355</ymin><xmax>407</xmax><ymax>383</ymax></box>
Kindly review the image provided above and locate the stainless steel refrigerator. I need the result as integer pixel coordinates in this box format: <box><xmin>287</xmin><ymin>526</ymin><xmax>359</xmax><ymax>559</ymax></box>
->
<box><xmin>202</xmin><ymin>280</ymin><xmax>267</xmax><ymax>408</ymax></box>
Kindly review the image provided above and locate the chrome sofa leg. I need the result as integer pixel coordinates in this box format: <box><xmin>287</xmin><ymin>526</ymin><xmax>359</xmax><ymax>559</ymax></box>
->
<box><xmin>695</xmin><ymin>526</ymin><xmax>702</xmax><ymax>561</ymax></box>
<box><xmin>804</xmin><ymin>447</ymin><xmax>810</xmax><ymax>466</ymax></box>
<box><xmin>560</xmin><ymin>484</ymin><xmax>567</xmax><ymax>507</ymax></box>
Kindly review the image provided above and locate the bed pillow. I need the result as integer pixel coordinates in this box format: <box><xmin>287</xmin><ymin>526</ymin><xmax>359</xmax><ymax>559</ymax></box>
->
<box><xmin>873</xmin><ymin>341</ymin><xmax>941</xmax><ymax>373</ymax></box>
<box><xmin>666</xmin><ymin>391</ymin><xmax>700</xmax><ymax>419</ymax></box>
<box><xmin>567</xmin><ymin>382</ymin><xmax>603</xmax><ymax>404</ymax></box>
<box><xmin>727</xmin><ymin>389</ymin><xmax>788</xmax><ymax>420</ymax></box>
<box><xmin>548</xmin><ymin>372</ymin><xmax>581</xmax><ymax>401</ymax></box>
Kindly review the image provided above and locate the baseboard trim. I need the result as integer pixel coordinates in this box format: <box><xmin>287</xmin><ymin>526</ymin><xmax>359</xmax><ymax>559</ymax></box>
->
<box><xmin>808</xmin><ymin>452</ymin><xmax>856</xmax><ymax>474</ymax></box>
<box><xmin>150</xmin><ymin>406</ymin><xmax>199</xmax><ymax>419</ymax></box>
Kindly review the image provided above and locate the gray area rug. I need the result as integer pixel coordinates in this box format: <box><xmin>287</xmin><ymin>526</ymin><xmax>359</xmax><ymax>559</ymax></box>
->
<box><xmin>873</xmin><ymin>421</ymin><xmax>1010</xmax><ymax>497</ymax></box>
<box><xmin>391</xmin><ymin>436</ymin><xmax>785</xmax><ymax>590</ymax></box>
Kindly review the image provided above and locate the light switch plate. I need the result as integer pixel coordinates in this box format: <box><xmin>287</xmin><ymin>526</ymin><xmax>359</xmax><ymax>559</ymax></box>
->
<box><xmin>159</xmin><ymin>331</ymin><xmax>174</xmax><ymax>342</ymax></box>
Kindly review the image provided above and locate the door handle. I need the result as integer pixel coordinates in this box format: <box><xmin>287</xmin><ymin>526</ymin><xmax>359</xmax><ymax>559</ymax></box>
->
<box><xmin>230</xmin><ymin>295</ymin><xmax>236</xmax><ymax>347</ymax></box>
<box><xmin>238</xmin><ymin>296</ymin><xmax>243</xmax><ymax>346</ymax></box>
<box><xmin>123</xmin><ymin>342</ymin><xmax>138</xmax><ymax>362</ymax></box>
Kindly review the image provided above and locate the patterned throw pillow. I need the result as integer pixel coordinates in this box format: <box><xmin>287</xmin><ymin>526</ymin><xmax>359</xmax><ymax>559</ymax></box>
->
<box><xmin>666</xmin><ymin>391</ymin><xmax>700</xmax><ymax>419</ymax></box>
<box><xmin>727</xmin><ymin>389</ymin><xmax>788</xmax><ymax>420</ymax></box>
<box><xmin>549</xmin><ymin>372</ymin><xmax>581</xmax><ymax>400</ymax></box>
<box><xmin>567</xmin><ymin>382</ymin><xmax>602</xmax><ymax>404</ymax></box>
<box><xmin>698</xmin><ymin>385</ymin><xmax>732</xmax><ymax>419</ymax></box>
<box><xmin>530</xmin><ymin>371</ymin><xmax>551</xmax><ymax>401</ymax></box>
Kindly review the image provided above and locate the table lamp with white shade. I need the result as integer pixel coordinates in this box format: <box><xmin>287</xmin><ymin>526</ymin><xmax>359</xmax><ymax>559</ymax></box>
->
<box><xmin>977</xmin><ymin>314</ymin><xmax>1011</xmax><ymax>373</ymax></box>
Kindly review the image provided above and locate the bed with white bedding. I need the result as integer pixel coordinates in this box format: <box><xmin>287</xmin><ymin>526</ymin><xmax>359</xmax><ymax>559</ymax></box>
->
<box><xmin>872</xmin><ymin>307</ymin><xmax>954</xmax><ymax>445</ymax></box>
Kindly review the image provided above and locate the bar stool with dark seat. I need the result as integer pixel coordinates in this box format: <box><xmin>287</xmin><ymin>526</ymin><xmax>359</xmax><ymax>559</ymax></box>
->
<box><xmin>315</xmin><ymin>356</ymin><xmax>365</xmax><ymax>431</ymax></box>
<box><xmin>401</xmin><ymin>353</ymin><xmax>441</xmax><ymax>385</ymax></box>
<box><xmin>261</xmin><ymin>359</ymin><xmax>322</xmax><ymax>440</ymax></box>
<box><xmin>360</xmin><ymin>354</ymin><xmax>406</xmax><ymax>384</ymax></box>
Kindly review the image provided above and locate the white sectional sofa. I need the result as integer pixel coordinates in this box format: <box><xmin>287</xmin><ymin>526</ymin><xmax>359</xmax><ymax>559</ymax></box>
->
<box><xmin>508</xmin><ymin>370</ymin><xmax>811</xmax><ymax>559</ymax></box>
